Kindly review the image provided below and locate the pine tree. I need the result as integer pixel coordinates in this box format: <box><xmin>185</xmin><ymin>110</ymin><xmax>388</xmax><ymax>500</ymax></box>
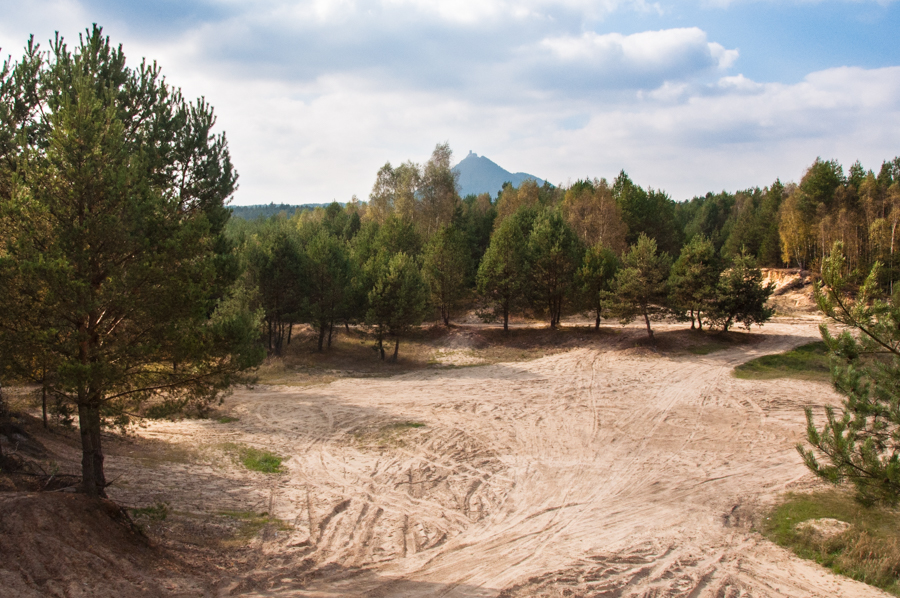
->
<box><xmin>0</xmin><ymin>27</ymin><xmax>263</xmax><ymax>498</ymax></box>
<box><xmin>708</xmin><ymin>252</ymin><xmax>775</xmax><ymax>332</ymax></box>
<box><xmin>423</xmin><ymin>225</ymin><xmax>470</xmax><ymax>327</ymax></box>
<box><xmin>477</xmin><ymin>211</ymin><xmax>531</xmax><ymax>331</ymax></box>
<box><xmin>578</xmin><ymin>243</ymin><xmax>618</xmax><ymax>330</ymax></box>
<box><xmin>800</xmin><ymin>244</ymin><xmax>900</xmax><ymax>505</ymax></box>
<box><xmin>608</xmin><ymin>234</ymin><xmax>671</xmax><ymax>340</ymax></box>
<box><xmin>366</xmin><ymin>252</ymin><xmax>429</xmax><ymax>361</ymax></box>
<box><xmin>528</xmin><ymin>208</ymin><xmax>582</xmax><ymax>328</ymax></box>
<box><xmin>668</xmin><ymin>234</ymin><xmax>720</xmax><ymax>330</ymax></box>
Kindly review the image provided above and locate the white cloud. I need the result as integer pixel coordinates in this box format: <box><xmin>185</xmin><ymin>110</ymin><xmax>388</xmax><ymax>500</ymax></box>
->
<box><xmin>539</xmin><ymin>27</ymin><xmax>737</xmax><ymax>75</ymax></box>
<box><xmin>2</xmin><ymin>1</ymin><xmax>899</xmax><ymax>207</ymax></box>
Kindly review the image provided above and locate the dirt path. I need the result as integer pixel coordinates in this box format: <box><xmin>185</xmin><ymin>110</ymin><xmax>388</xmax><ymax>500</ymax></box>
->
<box><xmin>108</xmin><ymin>320</ymin><xmax>890</xmax><ymax>597</ymax></box>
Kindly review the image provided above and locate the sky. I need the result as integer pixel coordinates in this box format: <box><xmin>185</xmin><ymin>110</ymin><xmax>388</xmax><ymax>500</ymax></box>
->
<box><xmin>2</xmin><ymin>1</ymin><xmax>899</xmax><ymax>205</ymax></box>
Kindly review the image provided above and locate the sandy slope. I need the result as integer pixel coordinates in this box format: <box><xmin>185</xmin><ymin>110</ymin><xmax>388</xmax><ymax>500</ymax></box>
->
<box><xmin>108</xmin><ymin>320</ymin><xmax>890</xmax><ymax>597</ymax></box>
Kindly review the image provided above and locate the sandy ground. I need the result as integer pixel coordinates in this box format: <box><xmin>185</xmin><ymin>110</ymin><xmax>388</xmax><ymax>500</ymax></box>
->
<box><xmin>101</xmin><ymin>318</ymin><xmax>889</xmax><ymax>597</ymax></box>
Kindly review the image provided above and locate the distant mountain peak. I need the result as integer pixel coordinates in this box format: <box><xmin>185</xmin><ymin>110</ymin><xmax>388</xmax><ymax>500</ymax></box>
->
<box><xmin>452</xmin><ymin>152</ymin><xmax>544</xmax><ymax>198</ymax></box>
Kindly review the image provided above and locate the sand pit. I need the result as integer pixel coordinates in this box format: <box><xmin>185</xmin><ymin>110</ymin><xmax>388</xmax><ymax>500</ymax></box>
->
<box><xmin>90</xmin><ymin>319</ymin><xmax>889</xmax><ymax>597</ymax></box>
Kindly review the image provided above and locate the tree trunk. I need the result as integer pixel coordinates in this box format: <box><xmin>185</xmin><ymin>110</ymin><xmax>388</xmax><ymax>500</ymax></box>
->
<box><xmin>643</xmin><ymin>309</ymin><xmax>654</xmax><ymax>340</ymax></box>
<box><xmin>344</xmin><ymin>321</ymin><xmax>350</xmax><ymax>333</ymax></box>
<box><xmin>287</xmin><ymin>322</ymin><xmax>293</xmax><ymax>345</ymax></box>
<box><xmin>327</xmin><ymin>322</ymin><xmax>334</xmax><ymax>348</ymax></box>
<box><xmin>595</xmin><ymin>309</ymin><xmax>601</xmax><ymax>330</ymax></box>
<box><xmin>689</xmin><ymin>308</ymin><xmax>695</xmax><ymax>330</ymax></box>
<box><xmin>503</xmin><ymin>309</ymin><xmax>509</xmax><ymax>332</ymax></box>
<box><xmin>697</xmin><ymin>310</ymin><xmax>703</xmax><ymax>331</ymax></box>
<box><xmin>41</xmin><ymin>383</ymin><xmax>48</xmax><ymax>429</ymax></box>
<box><xmin>391</xmin><ymin>338</ymin><xmax>400</xmax><ymax>362</ymax></box>
<box><xmin>378</xmin><ymin>338</ymin><xmax>385</xmax><ymax>360</ymax></box>
<box><xmin>78</xmin><ymin>402</ymin><xmax>106</xmax><ymax>498</ymax></box>
<box><xmin>317</xmin><ymin>323</ymin><xmax>326</xmax><ymax>352</ymax></box>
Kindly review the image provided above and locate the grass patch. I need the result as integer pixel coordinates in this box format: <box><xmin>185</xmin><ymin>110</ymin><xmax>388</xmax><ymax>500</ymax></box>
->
<box><xmin>761</xmin><ymin>490</ymin><xmax>900</xmax><ymax>595</ymax></box>
<box><xmin>218</xmin><ymin>510</ymin><xmax>292</xmax><ymax>543</ymax></box>
<box><xmin>217</xmin><ymin>416</ymin><xmax>239</xmax><ymax>424</ymax></box>
<box><xmin>734</xmin><ymin>341</ymin><xmax>830</xmax><ymax>381</ymax></box>
<box><xmin>222</xmin><ymin>443</ymin><xmax>285</xmax><ymax>473</ymax></box>
<box><xmin>688</xmin><ymin>344</ymin><xmax>723</xmax><ymax>356</ymax></box>
<box><xmin>129</xmin><ymin>501</ymin><xmax>169</xmax><ymax>522</ymax></box>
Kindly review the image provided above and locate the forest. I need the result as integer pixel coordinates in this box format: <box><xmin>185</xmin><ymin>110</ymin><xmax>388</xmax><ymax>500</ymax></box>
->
<box><xmin>229</xmin><ymin>142</ymin><xmax>900</xmax><ymax>358</ymax></box>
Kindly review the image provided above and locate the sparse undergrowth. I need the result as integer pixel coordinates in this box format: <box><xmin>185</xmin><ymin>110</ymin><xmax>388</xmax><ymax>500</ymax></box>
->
<box><xmin>218</xmin><ymin>510</ymin><xmax>293</xmax><ymax>544</ymax></box>
<box><xmin>761</xmin><ymin>490</ymin><xmax>900</xmax><ymax>595</ymax></box>
<box><xmin>129</xmin><ymin>501</ymin><xmax>169</xmax><ymax>522</ymax></box>
<box><xmin>734</xmin><ymin>341</ymin><xmax>830</xmax><ymax>381</ymax></box>
<box><xmin>222</xmin><ymin>443</ymin><xmax>285</xmax><ymax>473</ymax></box>
<box><xmin>351</xmin><ymin>421</ymin><xmax>426</xmax><ymax>449</ymax></box>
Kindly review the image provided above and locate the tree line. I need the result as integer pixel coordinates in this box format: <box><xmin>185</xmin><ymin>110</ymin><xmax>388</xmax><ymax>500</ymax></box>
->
<box><xmin>228</xmin><ymin>143</ymin><xmax>788</xmax><ymax>359</ymax></box>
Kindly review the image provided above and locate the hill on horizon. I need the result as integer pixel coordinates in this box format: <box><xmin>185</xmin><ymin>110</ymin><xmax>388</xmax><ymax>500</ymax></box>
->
<box><xmin>452</xmin><ymin>151</ymin><xmax>545</xmax><ymax>198</ymax></box>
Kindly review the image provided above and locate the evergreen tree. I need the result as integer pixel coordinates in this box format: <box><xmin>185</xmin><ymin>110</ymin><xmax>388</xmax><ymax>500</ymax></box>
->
<box><xmin>528</xmin><ymin>208</ymin><xmax>583</xmax><ymax>328</ymax></box>
<box><xmin>244</xmin><ymin>222</ymin><xmax>305</xmax><ymax>355</ymax></box>
<box><xmin>608</xmin><ymin>234</ymin><xmax>671</xmax><ymax>340</ymax></box>
<box><xmin>366</xmin><ymin>252</ymin><xmax>429</xmax><ymax>361</ymax></box>
<box><xmin>303</xmin><ymin>227</ymin><xmax>351</xmax><ymax>351</ymax></box>
<box><xmin>423</xmin><ymin>225</ymin><xmax>470</xmax><ymax>327</ymax></box>
<box><xmin>800</xmin><ymin>244</ymin><xmax>900</xmax><ymax>505</ymax></box>
<box><xmin>578</xmin><ymin>243</ymin><xmax>618</xmax><ymax>330</ymax></box>
<box><xmin>668</xmin><ymin>234</ymin><xmax>720</xmax><ymax>330</ymax></box>
<box><xmin>708</xmin><ymin>252</ymin><xmax>775</xmax><ymax>331</ymax></box>
<box><xmin>0</xmin><ymin>27</ymin><xmax>263</xmax><ymax>498</ymax></box>
<box><xmin>477</xmin><ymin>210</ymin><xmax>531</xmax><ymax>331</ymax></box>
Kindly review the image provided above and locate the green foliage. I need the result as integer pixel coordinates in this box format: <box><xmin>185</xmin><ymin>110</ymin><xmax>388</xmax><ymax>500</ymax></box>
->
<box><xmin>734</xmin><ymin>342</ymin><xmax>830</xmax><ymax>381</ymax></box>
<box><xmin>668</xmin><ymin>234</ymin><xmax>720</xmax><ymax>330</ymax></box>
<box><xmin>242</xmin><ymin>219</ymin><xmax>305</xmax><ymax>355</ymax></box>
<box><xmin>708</xmin><ymin>251</ymin><xmax>775</xmax><ymax>331</ymax></box>
<box><xmin>527</xmin><ymin>208</ymin><xmax>583</xmax><ymax>328</ymax></box>
<box><xmin>801</xmin><ymin>243</ymin><xmax>900</xmax><ymax>506</ymax></box>
<box><xmin>578</xmin><ymin>243</ymin><xmax>618</xmax><ymax>329</ymax></box>
<box><xmin>302</xmin><ymin>226</ymin><xmax>352</xmax><ymax>351</ymax></box>
<box><xmin>423</xmin><ymin>225</ymin><xmax>471</xmax><ymax>326</ymax></box>
<box><xmin>366</xmin><ymin>251</ymin><xmax>430</xmax><ymax>360</ymax></box>
<box><xmin>762</xmin><ymin>490</ymin><xmax>900</xmax><ymax>595</ymax></box>
<box><xmin>613</xmin><ymin>171</ymin><xmax>681</xmax><ymax>255</ymax></box>
<box><xmin>477</xmin><ymin>208</ymin><xmax>532</xmax><ymax>331</ymax></box>
<box><xmin>0</xmin><ymin>26</ymin><xmax>263</xmax><ymax>497</ymax></box>
<box><xmin>607</xmin><ymin>234</ymin><xmax>671</xmax><ymax>339</ymax></box>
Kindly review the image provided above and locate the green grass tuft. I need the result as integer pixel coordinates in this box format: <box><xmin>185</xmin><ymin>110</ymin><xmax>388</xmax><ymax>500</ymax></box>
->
<box><xmin>240</xmin><ymin>447</ymin><xmax>284</xmax><ymax>473</ymax></box>
<box><xmin>217</xmin><ymin>416</ymin><xmax>239</xmax><ymax>424</ymax></box>
<box><xmin>222</xmin><ymin>443</ymin><xmax>285</xmax><ymax>473</ymax></box>
<box><xmin>761</xmin><ymin>490</ymin><xmax>900</xmax><ymax>595</ymax></box>
<box><xmin>734</xmin><ymin>341</ymin><xmax>831</xmax><ymax>381</ymax></box>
